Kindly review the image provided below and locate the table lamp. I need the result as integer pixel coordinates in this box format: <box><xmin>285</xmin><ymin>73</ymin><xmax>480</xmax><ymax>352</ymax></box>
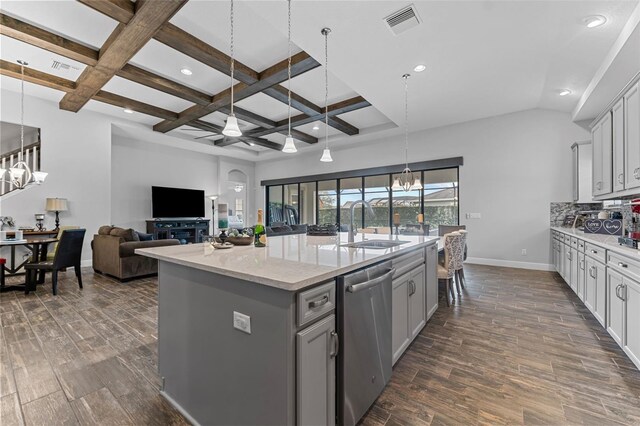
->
<box><xmin>45</xmin><ymin>198</ymin><xmax>68</xmax><ymax>231</ymax></box>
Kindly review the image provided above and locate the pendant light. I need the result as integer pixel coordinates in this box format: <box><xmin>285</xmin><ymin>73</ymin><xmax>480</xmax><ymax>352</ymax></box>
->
<box><xmin>222</xmin><ymin>0</ymin><xmax>242</xmax><ymax>137</ymax></box>
<box><xmin>0</xmin><ymin>60</ymin><xmax>48</xmax><ymax>190</ymax></box>
<box><xmin>282</xmin><ymin>0</ymin><xmax>297</xmax><ymax>153</ymax></box>
<box><xmin>392</xmin><ymin>74</ymin><xmax>420</xmax><ymax>191</ymax></box>
<box><xmin>319</xmin><ymin>27</ymin><xmax>333</xmax><ymax>162</ymax></box>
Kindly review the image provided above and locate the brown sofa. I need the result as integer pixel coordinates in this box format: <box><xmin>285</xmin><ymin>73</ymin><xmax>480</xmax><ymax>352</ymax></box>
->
<box><xmin>92</xmin><ymin>226</ymin><xmax>180</xmax><ymax>280</ymax></box>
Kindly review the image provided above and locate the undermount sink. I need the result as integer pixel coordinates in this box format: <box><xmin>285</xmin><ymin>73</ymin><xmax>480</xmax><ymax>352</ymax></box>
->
<box><xmin>341</xmin><ymin>240</ymin><xmax>411</xmax><ymax>249</ymax></box>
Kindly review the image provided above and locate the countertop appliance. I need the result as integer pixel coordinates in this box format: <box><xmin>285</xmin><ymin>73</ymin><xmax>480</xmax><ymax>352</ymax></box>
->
<box><xmin>337</xmin><ymin>260</ymin><xmax>395</xmax><ymax>426</ymax></box>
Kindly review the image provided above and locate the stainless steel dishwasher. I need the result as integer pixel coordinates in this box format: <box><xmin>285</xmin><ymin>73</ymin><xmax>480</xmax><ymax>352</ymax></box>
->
<box><xmin>337</xmin><ymin>260</ymin><xmax>395</xmax><ymax>426</ymax></box>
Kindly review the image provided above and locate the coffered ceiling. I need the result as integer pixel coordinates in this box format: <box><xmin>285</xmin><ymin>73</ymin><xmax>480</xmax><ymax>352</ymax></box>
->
<box><xmin>1</xmin><ymin>1</ymin><xmax>639</xmax><ymax>161</ymax></box>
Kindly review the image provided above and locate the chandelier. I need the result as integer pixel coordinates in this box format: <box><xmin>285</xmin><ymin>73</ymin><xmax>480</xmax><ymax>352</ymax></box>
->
<box><xmin>282</xmin><ymin>0</ymin><xmax>297</xmax><ymax>153</ymax></box>
<box><xmin>0</xmin><ymin>60</ymin><xmax>48</xmax><ymax>190</ymax></box>
<box><xmin>392</xmin><ymin>73</ymin><xmax>420</xmax><ymax>191</ymax></box>
<box><xmin>222</xmin><ymin>0</ymin><xmax>242</xmax><ymax>137</ymax></box>
<box><xmin>319</xmin><ymin>27</ymin><xmax>333</xmax><ymax>162</ymax></box>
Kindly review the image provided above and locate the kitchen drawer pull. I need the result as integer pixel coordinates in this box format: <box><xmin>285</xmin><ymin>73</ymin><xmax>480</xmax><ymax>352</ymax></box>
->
<box><xmin>617</xmin><ymin>262</ymin><xmax>628</xmax><ymax>268</ymax></box>
<box><xmin>590</xmin><ymin>249</ymin><xmax>598</xmax><ymax>254</ymax></box>
<box><xmin>330</xmin><ymin>331</ymin><xmax>339</xmax><ymax>358</ymax></box>
<box><xmin>309</xmin><ymin>295</ymin><xmax>329</xmax><ymax>309</ymax></box>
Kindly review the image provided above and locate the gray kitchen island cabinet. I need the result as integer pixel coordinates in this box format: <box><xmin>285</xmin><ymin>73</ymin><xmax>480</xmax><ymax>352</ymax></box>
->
<box><xmin>137</xmin><ymin>233</ymin><xmax>439</xmax><ymax>426</ymax></box>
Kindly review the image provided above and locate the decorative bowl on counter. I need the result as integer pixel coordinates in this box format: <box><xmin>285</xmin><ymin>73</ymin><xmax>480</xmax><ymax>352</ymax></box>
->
<box><xmin>215</xmin><ymin>236</ymin><xmax>253</xmax><ymax>245</ymax></box>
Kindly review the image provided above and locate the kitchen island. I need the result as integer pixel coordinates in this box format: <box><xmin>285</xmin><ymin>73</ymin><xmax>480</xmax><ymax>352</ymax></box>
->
<box><xmin>137</xmin><ymin>233</ymin><xmax>439</xmax><ymax>426</ymax></box>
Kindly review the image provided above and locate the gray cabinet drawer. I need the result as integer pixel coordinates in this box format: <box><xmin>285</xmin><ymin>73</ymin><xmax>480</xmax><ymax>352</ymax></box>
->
<box><xmin>297</xmin><ymin>281</ymin><xmax>336</xmax><ymax>327</ymax></box>
<box><xmin>392</xmin><ymin>248</ymin><xmax>425</xmax><ymax>279</ymax></box>
<box><xmin>608</xmin><ymin>251</ymin><xmax>640</xmax><ymax>282</ymax></box>
<box><xmin>585</xmin><ymin>242</ymin><xmax>606</xmax><ymax>263</ymax></box>
<box><xmin>570</xmin><ymin>237</ymin><xmax>578</xmax><ymax>248</ymax></box>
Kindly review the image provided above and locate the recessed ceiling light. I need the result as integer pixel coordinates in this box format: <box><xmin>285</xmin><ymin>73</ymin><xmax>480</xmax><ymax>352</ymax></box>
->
<box><xmin>413</xmin><ymin>64</ymin><xmax>426</xmax><ymax>72</ymax></box>
<box><xmin>180</xmin><ymin>67</ymin><xmax>193</xmax><ymax>76</ymax></box>
<box><xmin>584</xmin><ymin>15</ymin><xmax>607</xmax><ymax>28</ymax></box>
<box><xmin>123</xmin><ymin>108</ymin><xmax>134</xmax><ymax>114</ymax></box>
<box><xmin>559</xmin><ymin>89</ymin><xmax>572</xmax><ymax>97</ymax></box>
<box><xmin>312</xmin><ymin>125</ymin><xmax>320</xmax><ymax>131</ymax></box>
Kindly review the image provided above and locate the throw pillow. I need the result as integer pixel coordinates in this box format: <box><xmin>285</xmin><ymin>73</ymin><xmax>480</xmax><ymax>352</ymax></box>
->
<box><xmin>137</xmin><ymin>232</ymin><xmax>153</xmax><ymax>241</ymax></box>
<box><xmin>98</xmin><ymin>225</ymin><xmax>113</xmax><ymax>235</ymax></box>
<box><xmin>109</xmin><ymin>227</ymin><xmax>137</xmax><ymax>242</ymax></box>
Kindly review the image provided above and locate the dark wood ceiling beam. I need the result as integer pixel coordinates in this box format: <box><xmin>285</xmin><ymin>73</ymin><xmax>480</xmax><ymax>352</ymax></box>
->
<box><xmin>218</xmin><ymin>105</ymin><xmax>317</xmax><ymax>145</ymax></box>
<box><xmin>60</xmin><ymin>0</ymin><xmax>188</xmax><ymax>112</ymax></box>
<box><xmin>0</xmin><ymin>59</ymin><xmax>76</xmax><ymax>92</ymax></box>
<box><xmin>215</xmin><ymin>136</ymin><xmax>282</xmax><ymax>151</ymax></box>
<box><xmin>261</xmin><ymin>85</ymin><xmax>361</xmax><ymax>135</ymax></box>
<box><xmin>153</xmin><ymin>52</ymin><xmax>319</xmax><ymax>133</ymax></box>
<box><xmin>116</xmin><ymin>64</ymin><xmax>211</xmax><ymax>106</ymax></box>
<box><xmin>74</xmin><ymin>0</ymin><xmax>362</xmax><ymax>138</ymax></box>
<box><xmin>247</xmin><ymin>96</ymin><xmax>370</xmax><ymax>138</ymax></box>
<box><xmin>93</xmin><ymin>90</ymin><xmax>178</xmax><ymax>120</ymax></box>
<box><xmin>0</xmin><ymin>13</ymin><xmax>98</xmax><ymax>66</ymax></box>
<box><xmin>0</xmin><ymin>59</ymin><xmax>177</xmax><ymax>121</ymax></box>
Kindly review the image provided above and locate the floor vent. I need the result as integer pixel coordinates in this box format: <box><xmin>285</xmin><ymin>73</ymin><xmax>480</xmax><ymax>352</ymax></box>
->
<box><xmin>384</xmin><ymin>4</ymin><xmax>421</xmax><ymax>36</ymax></box>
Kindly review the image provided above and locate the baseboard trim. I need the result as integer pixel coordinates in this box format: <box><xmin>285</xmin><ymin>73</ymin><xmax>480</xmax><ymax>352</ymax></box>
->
<box><xmin>81</xmin><ymin>259</ymin><xmax>92</xmax><ymax>268</ymax></box>
<box><xmin>160</xmin><ymin>391</ymin><xmax>201</xmax><ymax>426</ymax></box>
<box><xmin>466</xmin><ymin>257</ymin><xmax>554</xmax><ymax>272</ymax></box>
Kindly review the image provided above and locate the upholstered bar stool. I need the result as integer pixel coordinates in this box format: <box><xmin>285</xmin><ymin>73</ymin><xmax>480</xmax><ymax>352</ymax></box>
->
<box><xmin>437</xmin><ymin>232</ymin><xmax>460</xmax><ymax>306</ymax></box>
<box><xmin>455</xmin><ymin>230</ymin><xmax>468</xmax><ymax>293</ymax></box>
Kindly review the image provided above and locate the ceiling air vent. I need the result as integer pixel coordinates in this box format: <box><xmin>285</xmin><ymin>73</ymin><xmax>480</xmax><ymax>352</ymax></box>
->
<box><xmin>384</xmin><ymin>4</ymin><xmax>421</xmax><ymax>36</ymax></box>
<box><xmin>51</xmin><ymin>59</ymin><xmax>79</xmax><ymax>71</ymax></box>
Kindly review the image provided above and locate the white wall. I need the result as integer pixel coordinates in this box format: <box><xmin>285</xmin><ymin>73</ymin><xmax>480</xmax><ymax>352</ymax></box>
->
<box><xmin>255</xmin><ymin>109</ymin><xmax>589</xmax><ymax>270</ymax></box>
<box><xmin>111</xmin><ymin>135</ymin><xmax>219</xmax><ymax>232</ymax></box>
<box><xmin>217</xmin><ymin>156</ymin><xmax>257</xmax><ymax>226</ymax></box>
<box><xmin>1</xmin><ymin>90</ymin><xmax>112</xmax><ymax>264</ymax></box>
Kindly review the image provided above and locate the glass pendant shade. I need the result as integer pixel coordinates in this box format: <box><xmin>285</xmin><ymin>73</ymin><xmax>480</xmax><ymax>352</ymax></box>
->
<box><xmin>320</xmin><ymin>148</ymin><xmax>333</xmax><ymax>162</ymax></box>
<box><xmin>10</xmin><ymin>167</ymin><xmax>26</xmax><ymax>180</ymax></box>
<box><xmin>391</xmin><ymin>178</ymin><xmax>402</xmax><ymax>190</ymax></box>
<box><xmin>222</xmin><ymin>114</ymin><xmax>242</xmax><ymax>137</ymax></box>
<box><xmin>32</xmin><ymin>171</ymin><xmax>48</xmax><ymax>184</ymax></box>
<box><xmin>282</xmin><ymin>135</ymin><xmax>297</xmax><ymax>153</ymax></box>
<box><xmin>410</xmin><ymin>177</ymin><xmax>422</xmax><ymax>191</ymax></box>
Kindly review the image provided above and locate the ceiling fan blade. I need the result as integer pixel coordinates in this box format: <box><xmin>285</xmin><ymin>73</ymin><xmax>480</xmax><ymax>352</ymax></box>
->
<box><xmin>194</xmin><ymin>134</ymin><xmax>216</xmax><ymax>140</ymax></box>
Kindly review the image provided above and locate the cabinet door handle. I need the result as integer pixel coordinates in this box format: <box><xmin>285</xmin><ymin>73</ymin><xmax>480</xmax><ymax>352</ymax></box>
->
<box><xmin>617</xmin><ymin>262</ymin><xmax>628</xmax><ymax>269</ymax></box>
<box><xmin>621</xmin><ymin>284</ymin><xmax>627</xmax><ymax>301</ymax></box>
<box><xmin>616</xmin><ymin>283</ymin><xmax>622</xmax><ymax>300</ymax></box>
<box><xmin>330</xmin><ymin>331</ymin><xmax>339</xmax><ymax>358</ymax></box>
<box><xmin>580</xmin><ymin>259</ymin><xmax>585</xmax><ymax>270</ymax></box>
<box><xmin>618</xmin><ymin>173</ymin><xmax>624</xmax><ymax>184</ymax></box>
<box><xmin>309</xmin><ymin>295</ymin><xmax>329</xmax><ymax>309</ymax></box>
<box><xmin>635</xmin><ymin>168</ymin><xmax>640</xmax><ymax>180</ymax></box>
<box><xmin>596</xmin><ymin>181</ymin><xmax>603</xmax><ymax>190</ymax></box>
<box><xmin>567</xmin><ymin>252</ymin><xmax>572</xmax><ymax>260</ymax></box>
<box><xmin>589</xmin><ymin>266</ymin><xmax>596</xmax><ymax>279</ymax></box>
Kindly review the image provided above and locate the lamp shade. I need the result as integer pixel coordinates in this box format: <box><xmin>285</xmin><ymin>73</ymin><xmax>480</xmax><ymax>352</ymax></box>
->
<box><xmin>45</xmin><ymin>198</ymin><xmax>68</xmax><ymax>212</ymax></box>
<box><xmin>32</xmin><ymin>171</ymin><xmax>48</xmax><ymax>184</ymax></box>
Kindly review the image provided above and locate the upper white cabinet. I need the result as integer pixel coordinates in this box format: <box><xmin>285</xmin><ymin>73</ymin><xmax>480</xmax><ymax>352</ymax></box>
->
<box><xmin>572</xmin><ymin>142</ymin><xmax>593</xmax><ymax>203</ymax></box>
<box><xmin>592</xmin><ymin>112</ymin><xmax>613</xmax><ymax>196</ymax></box>
<box><xmin>624</xmin><ymin>83</ymin><xmax>640</xmax><ymax>191</ymax></box>
<box><xmin>613</xmin><ymin>98</ymin><xmax>625</xmax><ymax>192</ymax></box>
<box><xmin>591</xmin><ymin>77</ymin><xmax>640</xmax><ymax>199</ymax></box>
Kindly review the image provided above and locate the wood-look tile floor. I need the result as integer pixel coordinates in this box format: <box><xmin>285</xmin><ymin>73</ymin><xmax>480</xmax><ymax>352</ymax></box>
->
<box><xmin>2</xmin><ymin>265</ymin><xmax>640</xmax><ymax>425</ymax></box>
<box><xmin>361</xmin><ymin>265</ymin><xmax>640</xmax><ymax>426</ymax></box>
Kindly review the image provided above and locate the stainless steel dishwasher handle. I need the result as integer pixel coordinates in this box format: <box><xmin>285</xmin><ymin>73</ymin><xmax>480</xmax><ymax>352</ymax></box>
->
<box><xmin>346</xmin><ymin>268</ymin><xmax>396</xmax><ymax>293</ymax></box>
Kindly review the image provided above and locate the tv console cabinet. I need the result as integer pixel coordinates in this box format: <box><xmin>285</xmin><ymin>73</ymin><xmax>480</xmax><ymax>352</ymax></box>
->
<box><xmin>146</xmin><ymin>219</ymin><xmax>209</xmax><ymax>244</ymax></box>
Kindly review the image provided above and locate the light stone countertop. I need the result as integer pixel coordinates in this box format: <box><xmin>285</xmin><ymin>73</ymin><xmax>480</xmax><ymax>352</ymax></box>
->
<box><xmin>551</xmin><ymin>226</ymin><xmax>640</xmax><ymax>260</ymax></box>
<box><xmin>136</xmin><ymin>232</ymin><xmax>439</xmax><ymax>291</ymax></box>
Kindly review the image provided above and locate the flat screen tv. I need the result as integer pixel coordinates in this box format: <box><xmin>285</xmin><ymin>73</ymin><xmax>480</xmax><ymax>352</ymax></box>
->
<box><xmin>152</xmin><ymin>186</ymin><xmax>205</xmax><ymax>218</ymax></box>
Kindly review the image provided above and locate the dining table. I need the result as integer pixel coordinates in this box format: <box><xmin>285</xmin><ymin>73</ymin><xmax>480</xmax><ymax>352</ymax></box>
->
<box><xmin>0</xmin><ymin>237</ymin><xmax>57</xmax><ymax>291</ymax></box>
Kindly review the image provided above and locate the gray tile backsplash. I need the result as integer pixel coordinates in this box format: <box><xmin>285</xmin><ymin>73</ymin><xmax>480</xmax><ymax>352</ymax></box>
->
<box><xmin>550</xmin><ymin>202</ymin><xmax>603</xmax><ymax>227</ymax></box>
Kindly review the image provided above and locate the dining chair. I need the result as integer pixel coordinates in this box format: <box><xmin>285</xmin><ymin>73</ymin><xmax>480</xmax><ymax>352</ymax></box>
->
<box><xmin>46</xmin><ymin>225</ymin><xmax>79</xmax><ymax>261</ymax></box>
<box><xmin>437</xmin><ymin>232</ymin><xmax>460</xmax><ymax>306</ymax></box>
<box><xmin>25</xmin><ymin>229</ymin><xmax>85</xmax><ymax>296</ymax></box>
<box><xmin>438</xmin><ymin>224</ymin><xmax>466</xmax><ymax>236</ymax></box>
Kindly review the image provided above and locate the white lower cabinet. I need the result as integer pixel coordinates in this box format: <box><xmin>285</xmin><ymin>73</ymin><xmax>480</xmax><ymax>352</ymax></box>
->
<box><xmin>569</xmin><ymin>247</ymin><xmax>578</xmax><ymax>293</ymax></box>
<box><xmin>607</xmin><ymin>269</ymin><xmax>625</xmax><ymax>346</ymax></box>
<box><xmin>624</xmin><ymin>279</ymin><xmax>640</xmax><ymax>368</ymax></box>
<box><xmin>392</xmin><ymin>264</ymin><xmax>426</xmax><ymax>365</ymax></box>
<box><xmin>296</xmin><ymin>314</ymin><xmax>336</xmax><ymax>426</ymax></box>
<box><xmin>585</xmin><ymin>254</ymin><xmax>606</xmax><ymax>327</ymax></box>
<box><xmin>577</xmin><ymin>253</ymin><xmax>586</xmax><ymax>301</ymax></box>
